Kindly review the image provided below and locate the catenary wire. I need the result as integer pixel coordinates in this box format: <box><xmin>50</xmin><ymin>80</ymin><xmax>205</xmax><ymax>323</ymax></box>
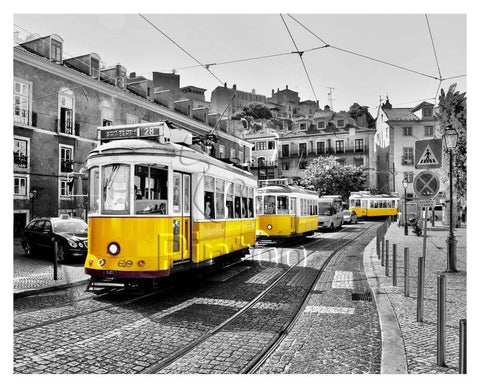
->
<box><xmin>425</xmin><ymin>14</ymin><xmax>443</xmax><ymax>80</ymax></box>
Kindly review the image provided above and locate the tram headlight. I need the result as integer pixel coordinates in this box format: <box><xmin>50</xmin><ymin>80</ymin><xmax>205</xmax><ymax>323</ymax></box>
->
<box><xmin>107</xmin><ymin>242</ymin><xmax>120</xmax><ymax>256</ymax></box>
<box><xmin>267</xmin><ymin>224</ymin><xmax>273</xmax><ymax>230</ymax></box>
<box><xmin>68</xmin><ymin>240</ymin><xmax>78</xmax><ymax>248</ymax></box>
<box><xmin>98</xmin><ymin>259</ymin><xmax>106</xmax><ymax>266</ymax></box>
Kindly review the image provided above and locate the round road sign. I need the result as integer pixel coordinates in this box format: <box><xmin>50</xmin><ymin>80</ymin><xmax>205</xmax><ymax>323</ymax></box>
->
<box><xmin>413</xmin><ymin>170</ymin><xmax>440</xmax><ymax>199</ymax></box>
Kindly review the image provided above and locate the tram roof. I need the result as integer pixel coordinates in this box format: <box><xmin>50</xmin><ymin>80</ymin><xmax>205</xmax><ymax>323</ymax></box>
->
<box><xmin>257</xmin><ymin>185</ymin><xmax>318</xmax><ymax>196</ymax></box>
<box><xmin>349</xmin><ymin>192</ymin><xmax>400</xmax><ymax>199</ymax></box>
<box><xmin>88</xmin><ymin>139</ymin><xmax>254</xmax><ymax>179</ymax></box>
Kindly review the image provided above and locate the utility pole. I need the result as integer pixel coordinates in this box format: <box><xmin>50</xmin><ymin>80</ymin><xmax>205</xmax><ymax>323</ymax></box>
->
<box><xmin>326</xmin><ymin>87</ymin><xmax>335</xmax><ymax>109</ymax></box>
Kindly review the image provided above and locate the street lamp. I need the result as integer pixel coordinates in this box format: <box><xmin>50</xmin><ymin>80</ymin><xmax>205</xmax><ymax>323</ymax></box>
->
<box><xmin>29</xmin><ymin>189</ymin><xmax>38</xmax><ymax>219</ymax></box>
<box><xmin>402</xmin><ymin>178</ymin><xmax>408</xmax><ymax>235</ymax></box>
<box><xmin>444</xmin><ymin>125</ymin><xmax>458</xmax><ymax>272</ymax></box>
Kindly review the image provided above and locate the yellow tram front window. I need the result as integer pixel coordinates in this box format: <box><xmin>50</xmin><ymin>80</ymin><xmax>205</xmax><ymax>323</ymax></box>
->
<box><xmin>264</xmin><ymin>195</ymin><xmax>276</xmax><ymax>215</ymax></box>
<box><xmin>277</xmin><ymin>196</ymin><xmax>289</xmax><ymax>214</ymax></box>
<box><xmin>256</xmin><ymin>196</ymin><xmax>263</xmax><ymax>215</ymax></box>
<box><xmin>89</xmin><ymin>167</ymin><xmax>99</xmax><ymax>214</ymax></box>
<box><xmin>134</xmin><ymin>165</ymin><xmax>168</xmax><ymax>214</ymax></box>
<box><xmin>102</xmin><ymin>164</ymin><xmax>130</xmax><ymax>215</ymax></box>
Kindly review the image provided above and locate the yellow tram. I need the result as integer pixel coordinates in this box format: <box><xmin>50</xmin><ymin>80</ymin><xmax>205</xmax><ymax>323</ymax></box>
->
<box><xmin>255</xmin><ymin>180</ymin><xmax>319</xmax><ymax>239</ymax></box>
<box><xmin>84</xmin><ymin>122</ymin><xmax>257</xmax><ymax>284</ymax></box>
<box><xmin>349</xmin><ymin>191</ymin><xmax>400</xmax><ymax>218</ymax></box>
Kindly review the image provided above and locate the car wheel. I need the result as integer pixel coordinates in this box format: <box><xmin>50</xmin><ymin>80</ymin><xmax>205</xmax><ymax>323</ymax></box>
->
<box><xmin>24</xmin><ymin>241</ymin><xmax>34</xmax><ymax>257</ymax></box>
<box><xmin>56</xmin><ymin>244</ymin><xmax>66</xmax><ymax>263</ymax></box>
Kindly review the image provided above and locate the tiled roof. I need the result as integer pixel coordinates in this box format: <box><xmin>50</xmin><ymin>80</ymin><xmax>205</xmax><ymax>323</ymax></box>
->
<box><xmin>383</xmin><ymin>108</ymin><xmax>419</xmax><ymax>121</ymax></box>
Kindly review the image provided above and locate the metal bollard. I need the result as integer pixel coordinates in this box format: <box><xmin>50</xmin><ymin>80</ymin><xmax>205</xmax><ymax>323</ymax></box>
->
<box><xmin>417</xmin><ymin>257</ymin><xmax>425</xmax><ymax>322</ymax></box>
<box><xmin>392</xmin><ymin>244</ymin><xmax>397</xmax><ymax>286</ymax></box>
<box><xmin>459</xmin><ymin>319</ymin><xmax>467</xmax><ymax>374</ymax></box>
<box><xmin>376</xmin><ymin>232</ymin><xmax>380</xmax><ymax>257</ymax></box>
<box><xmin>404</xmin><ymin>247</ymin><xmax>409</xmax><ymax>297</ymax></box>
<box><xmin>385</xmin><ymin>239</ymin><xmax>390</xmax><ymax>276</ymax></box>
<box><xmin>381</xmin><ymin>237</ymin><xmax>385</xmax><ymax>266</ymax></box>
<box><xmin>53</xmin><ymin>240</ymin><xmax>58</xmax><ymax>281</ymax></box>
<box><xmin>437</xmin><ymin>275</ymin><xmax>446</xmax><ymax>366</ymax></box>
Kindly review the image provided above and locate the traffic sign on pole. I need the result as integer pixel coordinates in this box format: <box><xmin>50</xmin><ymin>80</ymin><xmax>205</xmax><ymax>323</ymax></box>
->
<box><xmin>415</xmin><ymin>139</ymin><xmax>442</xmax><ymax>169</ymax></box>
<box><xmin>413</xmin><ymin>170</ymin><xmax>440</xmax><ymax>199</ymax></box>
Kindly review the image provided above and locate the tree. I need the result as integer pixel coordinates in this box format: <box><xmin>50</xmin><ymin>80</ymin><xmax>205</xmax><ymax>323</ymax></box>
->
<box><xmin>300</xmin><ymin>156</ymin><xmax>366</xmax><ymax>201</ymax></box>
<box><xmin>348</xmin><ymin>103</ymin><xmax>375</xmax><ymax>128</ymax></box>
<box><xmin>231</xmin><ymin>103</ymin><xmax>272</xmax><ymax>130</ymax></box>
<box><xmin>437</xmin><ymin>84</ymin><xmax>466</xmax><ymax>200</ymax></box>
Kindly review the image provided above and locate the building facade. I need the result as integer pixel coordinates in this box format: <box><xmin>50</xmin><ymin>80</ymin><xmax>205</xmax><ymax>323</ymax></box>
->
<box><xmin>210</xmin><ymin>83</ymin><xmax>267</xmax><ymax>117</ymax></box>
<box><xmin>245</xmin><ymin>130</ymin><xmax>279</xmax><ymax>180</ymax></box>
<box><xmin>13</xmin><ymin>35</ymin><xmax>252</xmax><ymax>236</ymax></box>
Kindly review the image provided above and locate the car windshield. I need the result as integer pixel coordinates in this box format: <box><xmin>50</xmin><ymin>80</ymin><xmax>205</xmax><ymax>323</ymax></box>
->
<box><xmin>52</xmin><ymin>219</ymin><xmax>88</xmax><ymax>233</ymax></box>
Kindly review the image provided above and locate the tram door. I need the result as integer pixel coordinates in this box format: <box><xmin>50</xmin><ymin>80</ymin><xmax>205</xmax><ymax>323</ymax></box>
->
<box><xmin>361</xmin><ymin>200</ymin><xmax>368</xmax><ymax>217</ymax></box>
<box><xmin>173</xmin><ymin>172</ymin><xmax>191</xmax><ymax>261</ymax></box>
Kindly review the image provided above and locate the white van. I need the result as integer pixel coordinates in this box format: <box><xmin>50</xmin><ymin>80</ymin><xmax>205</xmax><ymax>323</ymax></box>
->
<box><xmin>318</xmin><ymin>196</ymin><xmax>343</xmax><ymax>231</ymax></box>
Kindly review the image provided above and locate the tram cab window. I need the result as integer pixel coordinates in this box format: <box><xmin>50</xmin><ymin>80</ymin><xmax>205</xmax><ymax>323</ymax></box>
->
<box><xmin>103</xmin><ymin>164</ymin><xmax>130</xmax><ymax>215</ymax></box>
<box><xmin>277</xmin><ymin>196</ymin><xmax>289</xmax><ymax>214</ymax></box>
<box><xmin>215</xmin><ymin>178</ymin><xmax>225</xmax><ymax>219</ymax></box>
<box><xmin>226</xmin><ymin>183</ymin><xmax>234</xmax><ymax>218</ymax></box>
<box><xmin>204</xmin><ymin>176</ymin><xmax>215</xmax><ymax>219</ymax></box>
<box><xmin>264</xmin><ymin>195</ymin><xmax>276</xmax><ymax>215</ymax></box>
<box><xmin>89</xmin><ymin>167</ymin><xmax>100</xmax><ymax>214</ymax></box>
<box><xmin>290</xmin><ymin>197</ymin><xmax>297</xmax><ymax>215</ymax></box>
<box><xmin>256</xmin><ymin>196</ymin><xmax>263</xmax><ymax>215</ymax></box>
<box><xmin>134</xmin><ymin>165</ymin><xmax>168</xmax><ymax>214</ymax></box>
<box><xmin>248</xmin><ymin>187</ymin><xmax>254</xmax><ymax>218</ymax></box>
<box><xmin>234</xmin><ymin>183</ymin><xmax>242</xmax><ymax>218</ymax></box>
<box><xmin>241</xmin><ymin>186</ymin><xmax>248</xmax><ymax>218</ymax></box>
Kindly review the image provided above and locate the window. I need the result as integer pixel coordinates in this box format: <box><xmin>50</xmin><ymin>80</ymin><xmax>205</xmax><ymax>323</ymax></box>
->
<box><xmin>241</xmin><ymin>186</ymin><xmax>248</xmax><ymax>218</ymax></box>
<box><xmin>89</xmin><ymin>167</ymin><xmax>100</xmax><ymax>214</ymax></box>
<box><xmin>134</xmin><ymin>165</ymin><xmax>168</xmax><ymax>214</ymax></box>
<box><xmin>404</xmin><ymin>171</ymin><xmax>414</xmax><ymax>183</ymax></box>
<box><xmin>299</xmin><ymin>143</ymin><xmax>307</xmax><ymax>155</ymax></box>
<box><xmin>267</xmin><ymin>170</ymin><xmax>275</xmax><ymax>179</ymax></box>
<box><xmin>226</xmin><ymin>182</ymin><xmax>234</xmax><ymax>218</ymax></box>
<box><xmin>248</xmin><ymin>187</ymin><xmax>254</xmax><ymax>218</ymax></box>
<box><xmin>230</xmin><ymin>148</ymin><xmax>236</xmax><ymax>161</ymax></box>
<box><xmin>264</xmin><ymin>195</ymin><xmax>276</xmax><ymax>215</ymax></box>
<box><xmin>58</xmin><ymin>92</ymin><xmax>74</xmax><ymax>134</ymax></box>
<box><xmin>219</xmin><ymin>145</ymin><xmax>225</xmax><ymax>159</ymax></box>
<box><xmin>60</xmin><ymin>179</ymin><xmax>73</xmax><ymax>197</ymax></box>
<box><xmin>282</xmin><ymin>144</ymin><xmax>289</xmax><ymax>157</ymax></box>
<box><xmin>317</xmin><ymin>121</ymin><xmax>326</xmax><ymax>129</ymax></box>
<box><xmin>234</xmin><ymin>183</ymin><xmax>242</xmax><ymax>218</ymax></box>
<box><xmin>59</xmin><ymin>145</ymin><xmax>74</xmax><ymax>173</ymax></box>
<box><xmin>277</xmin><ymin>196</ymin><xmax>289</xmax><ymax>214</ymax></box>
<box><xmin>299</xmin><ymin>161</ymin><xmax>308</xmax><ymax>169</ymax></box>
<box><xmin>354</xmin><ymin>158</ymin><xmax>364</xmax><ymax>167</ymax></box>
<box><xmin>403</xmin><ymin>147</ymin><xmax>414</xmax><ymax>164</ymax></box>
<box><xmin>282</xmin><ymin>162</ymin><xmax>290</xmax><ymax>171</ymax></box>
<box><xmin>102</xmin><ymin>164</ymin><xmax>130</xmax><ymax>215</ymax></box>
<box><xmin>215</xmin><ymin>178</ymin><xmax>225</xmax><ymax>219</ymax></box>
<box><xmin>102</xmin><ymin>107</ymin><xmax>113</xmax><ymax>126</ymax></box>
<box><xmin>14</xmin><ymin>79</ymin><xmax>32</xmax><ymax>125</ymax></box>
<box><xmin>268</xmin><ymin>141</ymin><xmax>275</xmax><ymax>149</ymax></box>
<box><xmin>424</xmin><ymin>126</ymin><xmax>434</xmax><ymax>137</ymax></box>
<box><xmin>299</xmin><ymin>123</ymin><xmax>307</xmax><ymax>131</ymax></box>
<box><xmin>403</xmin><ymin>127</ymin><xmax>412</xmax><ymax>136</ymax></box>
<box><xmin>258</xmin><ymin>157</ymin><xmax>266</xmax><ymax>167</ymax></box>
<box><xmin>204</xmin><ymin>176</ymin><xmax>215</xmax><ymax>219</ymax></box>
<box><xmin>256</xmin><ymin>196</ymin><xmax>263</xmax><ymax>215</ymax></box>
<box><xmin>337</xmin><ymin>119</ymin><xmax>345</xmax><ymax>128</ymax></box>
<box><xmin>91</xmin><ymin>57</ymin><xmax>100</xmax><ymax>79</ymax></box>
<box><xmin>14</xmin><ymin>137</ymin><xmax>29</xmax><ymax>169</ymax></box>
<box><xmin>422</xmin><ymin>106</ymin><xmax>433</xmax><ymax>117</ymax></box>
<box><xmin>14</xmin><ymin>176</ymin><xmax>28</xmax><ymax>197</ymax></box>
<box><xmin>317</xmin><ymin>142</ymin><xmax>325</xmax><ymax>154</ymax></box>
<box><xmin>256</xmin><ymin>141</ymin><xmax>266</xmax><ymax>150</ymax></box>
<box><xmin>238</xmin><ymin>151</ymin><xmax>244</xmax><ymax>163</ymax></box>
<box><xmin>51</xmin><ymin>39</ymin><xmax>62</xmax><ymax>62</ymax></box>
<box><xmin>335</xmin><ymin>140</ymin><xmax>344</xmax><ymax>153</ymax></box>
<box><xmin>355</xmin><ymin>139</ymin><xmax>364</xmax><ymax>152</ymax></box>
<box><xmin>126</xmin><ymin>114</ymin><xmax>139</xmax><ymax>125</ymax></box>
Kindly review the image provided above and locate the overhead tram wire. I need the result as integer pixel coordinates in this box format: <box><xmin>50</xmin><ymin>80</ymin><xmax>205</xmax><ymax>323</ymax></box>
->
<box><xmin>280</xmin><ymin>14</ymin><xmax>319</xmax><ymax>103</ymax></box>
<box><xmin>287</xmin><ymin>14</ymin><xmax>329</xmax><ymax>46</ymax></box>
<box><xmin>138</xmin><ymin>14</ymin><xmax>224</xmax><ymax>86</ymax></box>
<box><xmin>425</xmin><ymin>14</ymin><xmax>443</xmax><ymax>80</ymax></box>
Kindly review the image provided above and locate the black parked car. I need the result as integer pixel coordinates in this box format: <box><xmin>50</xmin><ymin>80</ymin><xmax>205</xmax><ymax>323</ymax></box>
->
<box><xmin>21</xmin><ymin>215</ymin><xmax>88</xmax><ymax>263</ymax></box>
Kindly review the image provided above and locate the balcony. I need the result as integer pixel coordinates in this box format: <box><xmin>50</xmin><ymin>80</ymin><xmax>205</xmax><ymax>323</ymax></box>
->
<box><xmin>61</xmin><ymin>160</ymin><xmax>74</xmax><ymax>173</ymax></box>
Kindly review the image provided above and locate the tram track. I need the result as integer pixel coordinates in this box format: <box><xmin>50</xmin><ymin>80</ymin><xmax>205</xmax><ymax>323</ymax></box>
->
<box><xmin>13</xmin><ymin>237</ymin><xmax>320</xmax><ymax>334</ymax></box>
<box><xmin>140</xmin><ymin>223</ymin><xmax>374</xmax><ymax>374</ymax></box>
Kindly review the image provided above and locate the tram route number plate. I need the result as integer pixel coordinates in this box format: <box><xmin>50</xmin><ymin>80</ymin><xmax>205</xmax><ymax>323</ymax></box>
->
<box><xmin>99</xmin><ymin>126</ymin><xmax>161</xmax><ymax>140</ymax></box>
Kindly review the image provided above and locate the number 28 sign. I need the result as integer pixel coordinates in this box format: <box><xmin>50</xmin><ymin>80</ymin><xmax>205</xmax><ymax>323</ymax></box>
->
<box><xmin>413</xmin><ymin>170</ymin><xmax>440</xmax><ymax>199</ymax></box>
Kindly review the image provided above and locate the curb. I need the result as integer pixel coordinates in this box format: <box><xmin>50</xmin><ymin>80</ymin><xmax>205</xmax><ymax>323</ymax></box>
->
<box><xmin>363</xmin><ymin>236</ymin><xmax>408</xmax><ymax>374</ymax></box>
<box><xmin>13</xmin><ymin>279</ymin><xmax>90</xmax><ymax>299</ymax></box>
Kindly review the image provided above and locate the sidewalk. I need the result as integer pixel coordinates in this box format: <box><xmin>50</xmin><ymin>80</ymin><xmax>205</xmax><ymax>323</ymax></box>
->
<box><xmin>364</xmin><ymin>222</ymin><xmax>467</xmax><ymax>374</ymax></box>
<box><xmin>13</xmin><ymin>238</ymin><xmax>90</xmax><ymax>298</ymax></box>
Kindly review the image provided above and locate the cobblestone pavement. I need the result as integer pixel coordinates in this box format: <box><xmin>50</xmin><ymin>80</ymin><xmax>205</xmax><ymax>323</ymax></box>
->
<box><xmin>365</xmin><ymin>222</ymin><xmax>466</xmax><ymax>374</ymax></box>
<box><xmin>257</xmin><ymin>223</ymin><xmax>381</xmax><ymax>374</ymax></box>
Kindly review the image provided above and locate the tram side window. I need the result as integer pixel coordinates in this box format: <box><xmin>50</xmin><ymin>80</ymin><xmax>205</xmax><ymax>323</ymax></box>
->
<box><xmin>241</xmin><ymin>186</ymin><xmax>248</xmax><ymax>218</ymax></box>
<box><xmin>256</xmin><ymin>196</ymin><xmax>263</xmax><ymax>215</ymax></box>
<box><xmin>277</xmin><ymin>196</ymin><xmax>289</xmax><ymax>214</ymax></box>
<box><xmin>134</xmin><ymin>165</ymin><xmax>168</xmax><ymax>214</ymax></box>
<box><xmin>89</xmin><ymin>167</ymin><xmax>99</xmax><ymax>214</ymax></box>
<box><xmin>290</xmin><ymin>197</ymin><xmax>296</xmax><ymax>215</ymax></box>
<box><xmin>103</xmin><ymin>164</ymin><xmax>130</xmax><ymax>215</ymax></box>
<box><xmin>248</xmin><ymin>187</ymin><xmax>254</xmax><ymax>218</ymax></box>
<box><xmin>264</xmin><ymin>195</ymin><xmax>276</xmax><ymax>215</ymax></box>
<box><xmin>351</xmin><ymin>199</ymin><xmax>361</xmax><ymax>208</ymax></box>
<box><xmin>226</xmin><ymin>182</ymin><xmax>234</xmax><ymax>218</ymax></box>
<box><xmin>300</xmin><ymin>199</ymin><xmax>304</xmax><ymax>216</ymax></box>
<box><xmin>215</xmin><ymin>178</ymin><xmax>225</xmax><ymax>219</ymax></box>
<box><xmin>204</xmin><ymin>176</ymin><xmax>215</xmax><ymax>219</ymax></box>
<box><xmin>234</xmin><ymin>183</ymin><xmax>242</xmax><ymax>218</ymax></box>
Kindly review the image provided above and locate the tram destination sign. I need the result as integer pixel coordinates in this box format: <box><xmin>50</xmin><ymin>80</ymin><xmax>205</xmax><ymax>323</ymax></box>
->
<box><xmin>99</xmin><ymin>125</ymin><xmax>163</xmax><ymax>141</ymax></box>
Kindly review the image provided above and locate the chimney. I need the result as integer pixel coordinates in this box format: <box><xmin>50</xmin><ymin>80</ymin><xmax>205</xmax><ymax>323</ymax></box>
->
<box><xmin>252</xmin><ymin>89</ymin><xmax>255</xmax><ymax>94</ymax></box>
<box><xmin>286</xmin><ymin>85</ymin><xmax>288</xmax><ymax>90</ymax></box>
<box><xmin>130</xmin><ymin>72</ymin><xmax>136</xmax><ymax>79</ymax></box>
<box><xmin>272</xmin><ymin>89</ymin><xmax>274</xmax><ymax>97</ymax></box>
<box><xmin>233</xmin><ymin>84</ymin><xmax>237</xmax><ymax>90</ymax></box>
<box><xmin>277</xmin><ymin>88</ymin><xmax>280</xmax><ymax>92</ymax></box>
<box><xmin>324</xmin><ymin>105</ymin><xmax>330</xmax><ymax>111</ymax></box>
<box><xmin>224</xmin><ymin>82</ymin><xmax>227</xmax><ymax>88</ymax></box>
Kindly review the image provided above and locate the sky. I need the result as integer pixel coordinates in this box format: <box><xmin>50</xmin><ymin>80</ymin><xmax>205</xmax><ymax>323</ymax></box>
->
<box><xmin>13</xmin><ymin>12</ymin><xmax>466</xmax><ymax>115</ymax></box>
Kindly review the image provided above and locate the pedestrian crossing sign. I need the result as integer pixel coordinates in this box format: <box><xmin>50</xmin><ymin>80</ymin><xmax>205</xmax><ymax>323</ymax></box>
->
<box><xmin>415</xmin><ymin>139</ymin><xmax>442</xmax><ymax>169</ymax></box>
